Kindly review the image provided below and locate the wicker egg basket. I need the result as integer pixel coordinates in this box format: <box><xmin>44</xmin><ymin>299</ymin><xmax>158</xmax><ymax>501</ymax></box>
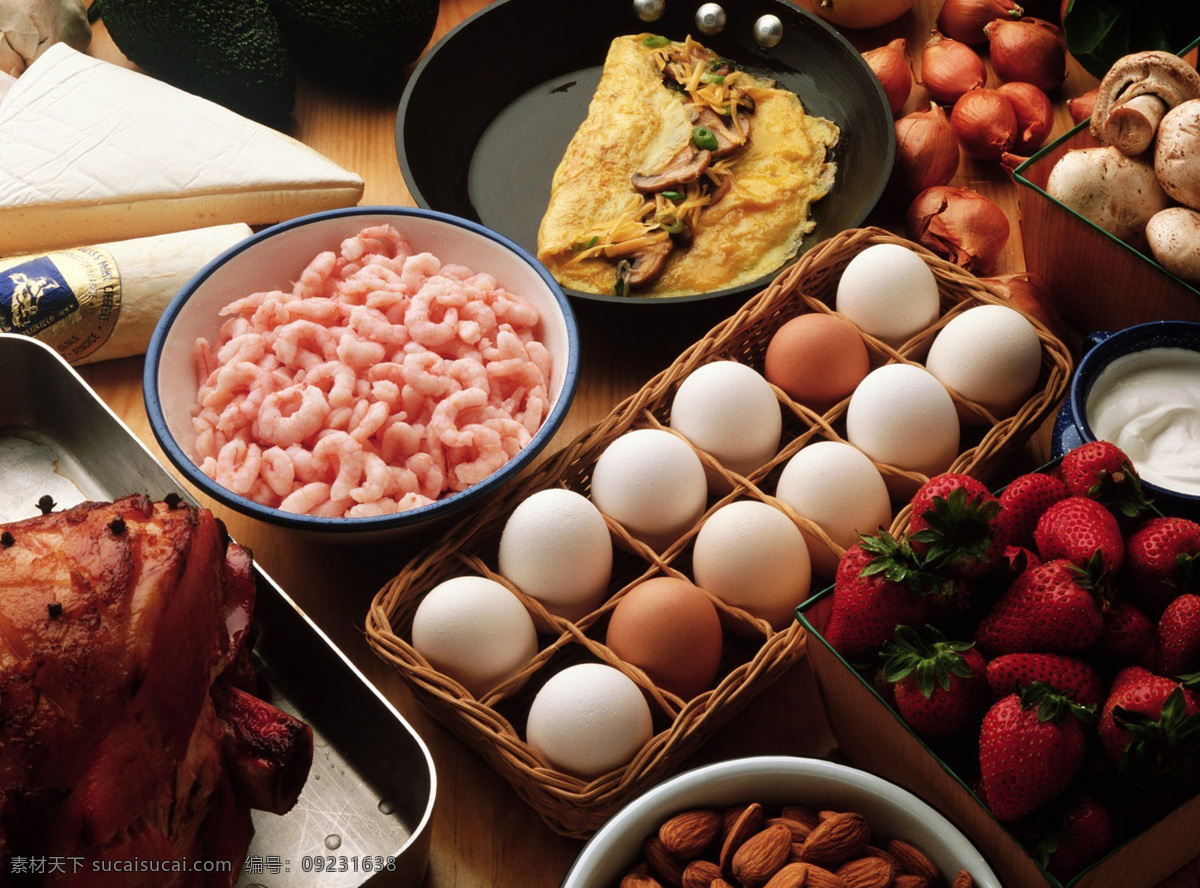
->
<box><xmin>365</xmin><ymin>226</ymin><xmax>1074</xmax><ymax>838</ymax></box>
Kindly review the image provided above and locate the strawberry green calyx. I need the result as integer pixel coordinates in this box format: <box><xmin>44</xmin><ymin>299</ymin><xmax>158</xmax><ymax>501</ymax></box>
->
<box><xmin>1020</xmin><ymin>681</ymin><xmax>1099</xmax><ymax>727</ymax></box>
<box><xmin>857</xmin><ymin>531</ymin><xmax>942</xmax><ymax>593</ymax></box>
<box><xmin>882</xmin><ymin>625</ymin><xmax>979</xmax><ymax>698</ymax></box>
<box><xmin>1061</xmin><ymin>440</ymin><xmax>1153</xmax><ymax>518</ymax></box>
<box><xmin>1113</xmin><ymin>687</ymin><xmax>1200</xmax><ymax>775</ymax></box>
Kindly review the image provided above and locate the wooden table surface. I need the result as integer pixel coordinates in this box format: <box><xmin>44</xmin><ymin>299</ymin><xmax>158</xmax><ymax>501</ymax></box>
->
<box><xmin>76</xmin><ymin>1</ymin><xmax>1200</xmax><ymax>885</ymax></box>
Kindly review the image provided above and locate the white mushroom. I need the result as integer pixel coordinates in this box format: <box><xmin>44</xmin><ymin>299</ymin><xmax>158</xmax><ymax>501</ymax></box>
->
<box><xmin>1146</xmin><ymin>206</ymin><xmax>1200</xmax><ymax>284</ymax></box>
<box><xmin>1155</xmin><ymin>98</ymin><xmax>1200</xmax><ymax>210</ymax></box>
<box><xmin>1046</xmin><ymin>146</ymin><xmax>1171</xmax><ymax>247</ymax></box>
<box><xmin>1090</xmin><ymin>51</ymin><xmax>1200</xmax><ymax>156</ymax></box>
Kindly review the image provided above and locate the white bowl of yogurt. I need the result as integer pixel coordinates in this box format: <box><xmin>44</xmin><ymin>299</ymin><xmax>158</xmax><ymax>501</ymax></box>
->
<box><xmin>1052</xmin><ymin>321</ymin><xmax>1200</xmax><ymax>513</ymax></box>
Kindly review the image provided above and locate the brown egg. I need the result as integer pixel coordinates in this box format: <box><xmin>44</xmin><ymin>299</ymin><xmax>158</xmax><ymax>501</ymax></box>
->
<box><xmin>763</xmin><ymin>313</ymin><xmax>870</xmax><ymax>412</ymax></box>
<box><xmin>605</xmin><ymin>576</ymin><xmax>723</xmax><ymax>700</ymax></box>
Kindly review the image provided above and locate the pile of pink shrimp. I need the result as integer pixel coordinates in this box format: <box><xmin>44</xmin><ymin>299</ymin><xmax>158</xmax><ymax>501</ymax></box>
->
<box><xmin>190</xmin><ymin>224</ymin><xmax>552</xmax><ymax>518</ymax></box>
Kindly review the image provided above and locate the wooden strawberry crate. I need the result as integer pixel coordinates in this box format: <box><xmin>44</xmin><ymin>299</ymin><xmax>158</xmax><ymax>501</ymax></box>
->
<box><xmin>797</xmin><ymin>475</ymin><xmax>1200</xmax><ymax>888</ymax></box>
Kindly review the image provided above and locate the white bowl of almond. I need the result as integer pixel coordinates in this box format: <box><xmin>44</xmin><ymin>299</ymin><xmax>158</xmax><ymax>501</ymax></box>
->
<box><xmin>561</xmin><ymin>756</ymin><xmax>1000</xmax><ymax>888</ymax></box>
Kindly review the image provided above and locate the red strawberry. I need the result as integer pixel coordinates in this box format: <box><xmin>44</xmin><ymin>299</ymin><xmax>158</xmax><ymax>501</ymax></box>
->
<box><xmin>993</xmin><ymin>472</ymin><xmax>1070</xmax><ymax>549</ymax></box>
<box><xmin>1060</xmin><ymin>440</ymin><xmax>1151</xmax><ymax>517</ymax></box>
<box><xmin>907</xmin><ymin>473</ymin><xmax>1001</xmax><ymax>579</ymax></box>
<box><xmin>1097</xmin><ymin>665</ymin><xmax>1200</xmax><ymax>766</ymax></box>
<box><xmin>975</xmin><ymin>559</ymin><xmax>1104</xmax><ymax>655</ymax></box>
<box><xmin>1093</xmin><ymin>599</ymin><xmax>1156</xmax><ymax>671</ymax></box>
<box><xmin>985</xmin><ymin>653</ymin><xmax>1105</xmax><ymax>705</ymax></box>
<box><xmin>978</xmin><ymin>683</ymin><xmax>1095</xmax><ymax>822</ymax></box>
<box><xmin>1034</xmin><ymin>496</ymin><xmax>1124</xmax><ymax>576</ymax></box>
<box><xmin>824</xmin><ymin>533</ymin><xmax>933</xmax><ymax>663</ymax></box>
<box><xmin>1041</xmin><ymin>795</ymin><xmax>1115</xmax><ymax>881</ymax></box>
<box><xmin>1156</xmin><ymin>593</ymin><xmax>1200</xmax><ymax>677</ymax></box>
<box><xmin>882</xmin><ymin>625</ymin><xmax>988</xmax><ymax>741</ymax></box>
<box><xmin>1125</xmin><ymin>516</ymin><xmax>1200</xmax><ymax>616</ymax></box>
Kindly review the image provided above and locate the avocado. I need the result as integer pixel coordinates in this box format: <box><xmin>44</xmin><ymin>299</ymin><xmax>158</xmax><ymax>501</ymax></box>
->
<box><xmin>91</xmin><ymin>0</ymin><xmax>296</xmax><ymax>127</ymax></box>
<box><xmin>267</xmin><ymin>0</ymin><xmax>440</xmax><ymax>90</ymax></box>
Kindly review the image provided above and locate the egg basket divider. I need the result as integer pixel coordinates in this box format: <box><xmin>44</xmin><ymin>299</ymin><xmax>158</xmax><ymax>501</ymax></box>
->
<box><xmin>363</xmin><ymin>225</ymin><xmax>1072</xmax><ymax>838</ymax></box>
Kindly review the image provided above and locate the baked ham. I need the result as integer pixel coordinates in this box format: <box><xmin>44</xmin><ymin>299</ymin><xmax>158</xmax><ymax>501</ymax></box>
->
<box><xmin>0</xmin><ymin>495</ymin><xmax>313</xmax><ymax>886</ymax></box>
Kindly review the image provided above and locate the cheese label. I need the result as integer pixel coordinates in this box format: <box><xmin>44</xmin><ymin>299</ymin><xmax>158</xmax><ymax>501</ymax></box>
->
<box><xmin>0</xmin><ymin>247</ymin><xmax>121</xmax><ymax>363</ymax></box>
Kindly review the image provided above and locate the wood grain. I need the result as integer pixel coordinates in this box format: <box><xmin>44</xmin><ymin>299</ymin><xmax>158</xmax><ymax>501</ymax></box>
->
<box><xmin>72</xmin><ymin>2</ymin><xmax>1200</xmax><ymax>886</ymax></box>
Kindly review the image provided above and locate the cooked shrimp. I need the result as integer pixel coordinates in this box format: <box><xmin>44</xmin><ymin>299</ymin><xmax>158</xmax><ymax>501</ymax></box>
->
<box><xmin>254</xmin><ymin>385</ymin><xmax>330</xmax><ymax>447</ymax></box>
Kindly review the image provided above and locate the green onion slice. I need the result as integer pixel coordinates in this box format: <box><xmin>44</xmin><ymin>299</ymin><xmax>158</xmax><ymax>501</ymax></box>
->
<box><xmin>572</xmin><ymin>235</ymin><xmax>598</xmax><ymax>252</ymax></box>
<box><xmin>700</xmin><ymin>72</ymin><xmax>725</xmax><ymax>85</ymax></box>
<box><xmin>660</xmin><ymin>190</ymin><xmax>685</xmax><ymax>201</ymax></box>
<box><xmin>642</xmin><ymin>35</ymin><xmax>671</xmax><ymax>47</ymax></box>
<box><xmin>692</xmin><ymin>126</ymin><xmax>718</xmax><ymax>151</ymax></box>
<box><xmin>657</xmin><ymin>214</ymin><xmax>685</xmax><ymax>235</ymax></box>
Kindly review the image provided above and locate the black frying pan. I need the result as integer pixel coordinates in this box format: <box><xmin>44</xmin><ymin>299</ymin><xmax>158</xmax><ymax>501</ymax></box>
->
<box><xmin>396</xmin><ymin>0</ymin><xmax>894</xmax><ymax>307</ymax></box>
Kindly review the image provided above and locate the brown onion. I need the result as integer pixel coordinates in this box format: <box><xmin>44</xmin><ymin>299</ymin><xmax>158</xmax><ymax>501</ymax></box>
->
<box><xmin>905</xmin><ymin>186</ymin><xmax>1011</xmax><ymax>274</ymax></box>
<box><xmin>1068</xmin><ymin>88</ymin><xmax>1098</xmax><ymax>125</ymax></box>
<box><xmin>921</xmin><ymin>31</ymin><xmax>987</xmax><ymax>105</ymax></box>
<box><xmin>892</xmin><ymin>102</ymin><xmax>961</xmax><ymax>196</ymax></box>
<box><xmin>864</xmin><ymin>38</ymin><xmax>912</xmax><ymax>116</ymax></box>
<box><xmin>996</xmin><ymin>81</ymin><xmax>1054</xmax><ymax>153</ymax></box>
<box><xmin>937</xmin><ymin>0</ymin><xmax>1023</xmax><ymax>44</ymax></box>
<box><xmin>981</xmin><ymin>271</ymin><xmax>1071</xmax><ymax>342</ymax></box>
<box><xmin>984</xmin><ymin>17</ymin><xmax>1066</xmax><ymax>93</ymax></box>
<box><xmin>951</xmin><ymin>88</ymin><xmax>1018</xmax><ymax>159</ymax></box>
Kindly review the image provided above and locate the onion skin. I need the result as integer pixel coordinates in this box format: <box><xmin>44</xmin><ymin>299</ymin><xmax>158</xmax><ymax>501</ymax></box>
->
<box><xmin>1068</xmin><ymin>88</ymin><xmax>1098</xmax><ymax>125</ymax></box>
<box><xmin>951</xmin><ymin>88</ymin><xmax>1019</xmax><ymax>159</ymax></box>
<box><xmin>921</xmin><ymin>31</ymin><xmax>987</xmax><ymax>105</ymax></box>
<box><xmin>864</xmin><ymin>38</ymin><xmax>912</xmax><ymax>116</ymax></box>
<box><xmin>906</xmin><ymin>186</ymin><xmax>1011</xmax><ymax>274</ymax></box>
<box><xmin>937</xmin><ymin>0</ymin><xmax>1024</xmax><ymax>44</ymax></box>
<box><xmin>982</xmin><ymin>271</ymin><xmax>1071</xmax><ymax>343</ymax></box>
<box><xmin>892</xmin><ymin>103</ymin><xmax>961</xmax><ymax>197</ymax></box>
<box><xmin>984</xmin><ymin>17</ymin><xmax>1066</xmax><ymax>93</ymax></box>
<box><xmin>996</xmin><ymin>81</ymin><xmax>1055</xmax><ymax>153</ymax></box>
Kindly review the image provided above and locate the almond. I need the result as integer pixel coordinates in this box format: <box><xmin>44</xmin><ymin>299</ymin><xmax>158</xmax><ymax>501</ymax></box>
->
<box><xmin>731</xmin><ymin>824</ymin><xmax>793</xmax><ymax>885</ymax></box>
<box><xmin>863</xmin><ymin>845</ymin><xmax>901</xmax><ymax>871</ymax></box>
<box><xmin>782</xmin><ymin>805</ymin><xmax>822</xmax><ymax>830</ymax></box>
<box><xmin>804</xmin><ymin>865</ymin><xmax>851</xmax><ymax>888</ymax></box>
<box><xmin>800</xmin><ymin>812</ymin><xmax>870</xmax><ymax>868</ymax></box>
<box><xmin>887</xmin><ymin>838</ymin><xmax>940</xmax><ymax>883</ymax></box>
<box><xmin>768</xmin><ymin>816</ymin><xmax>814</xmax><ymax>843</ymax></box>
<box><xmin>953</xmin><ymin>871</ymin><xmax>975</xmax><ymax>888</ymax></box>
<box><xmin>661</xmin><ymin>809</ymin><xmax>722</xmax><ymax>859</ymax></box>
<box><xmin>834</xmin><ymin>856</ymin><xmax>894</xmax><ymax>888</ymax></box>
<box><xmin>892</xmin><ymin>876</ymin><xmax>929</xmax><ymax>888</ymax></box>
<box><xmin>681</xmin><ymin>859</ymin><xmax>722</xmax><ymax>888</ymax></box>
<box><xmin>712</xmin><ymin>881</ymin><xmax>736</xmax><ymax>888</ymax></box>
<box><xmin>644</xmin><ymin>836</ymin><xmax>685</xmax><ymax>887</ymax></box>
<box><xmin>763</xmin><ymin>861</ymin><xmax>811</xmax><ymax>888</ymax></box>
<box><xmin>719</xmin><ymin>802</ymin><xmax>764</xmax><ymax>871</ymax></box>
<box><xmin>622</xmin><ymin>863</ymin><xmax>664</xmax><ymax>888</ymax></box>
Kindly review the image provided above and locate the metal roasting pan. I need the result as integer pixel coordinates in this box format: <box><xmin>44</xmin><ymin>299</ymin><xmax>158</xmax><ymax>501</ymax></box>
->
<box><xmin>0</xmin><ymin>332</ymin><xmax>436</xmax><ymax>887</ymax></box>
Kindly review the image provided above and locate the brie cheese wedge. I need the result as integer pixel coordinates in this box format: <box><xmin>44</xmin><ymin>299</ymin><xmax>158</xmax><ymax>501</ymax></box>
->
<box><xmin>0</xmin><ymin>45</ymin><xmax>365</xmax><ymax>256</ymax></box>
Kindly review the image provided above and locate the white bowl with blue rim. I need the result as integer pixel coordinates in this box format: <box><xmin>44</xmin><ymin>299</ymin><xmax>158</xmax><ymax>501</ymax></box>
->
<box><xmin>1052</xmin><ymin>320</ymin><xmax>1200</xmax><ymax>517</ymax></box>
<box><xmin>560</xmin><ymin>756</ymin><xmax>1001</xmax><ymax>888</ymax></box>
<box><xmin>144</xmin><ymin>206</ymin><xmax>580</xmax><ymax>543</ymax></box>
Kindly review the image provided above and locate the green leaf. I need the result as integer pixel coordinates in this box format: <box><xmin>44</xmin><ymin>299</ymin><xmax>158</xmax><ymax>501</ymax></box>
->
<box><xmin>1064</xmin><ymin>1</ymin><xmax>1200</xmax><ymax>82</ymax></box>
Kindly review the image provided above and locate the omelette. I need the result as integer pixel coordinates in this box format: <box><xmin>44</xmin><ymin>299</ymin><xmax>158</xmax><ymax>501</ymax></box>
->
<box><xmin>537</xmin><ymin>34</ymin><xmax>839</xmax><ymax>299</ymax></box>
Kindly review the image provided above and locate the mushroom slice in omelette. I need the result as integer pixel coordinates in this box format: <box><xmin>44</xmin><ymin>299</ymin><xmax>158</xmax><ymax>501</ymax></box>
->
<box><xmin>537</xmin><ymin>34</ymin><xmax>839</xmax><ymax>299</ymax></box>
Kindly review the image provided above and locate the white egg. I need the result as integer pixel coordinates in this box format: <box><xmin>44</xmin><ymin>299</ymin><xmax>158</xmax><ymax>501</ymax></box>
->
<box><xmin>846</xmin><ymin>364</ymin><xmax>960</xmax><ymax>477</ymax></box>
<box><xmin>669</xmin><ymin>361</ymin><xmax>782</xmax><ymax>491</ymax></box>
<box><xmin>411</xmin><ymin>575</ymin><xmax>538</xmax><ymax>698</ymax></box>
<box><xmin>835</xmin><ymin>243</ymin><xmax>941</xmax><ymax>347</ymax></box>
<box><xmin>692</xmin><ymin>500</ymin><xmax>811</xmax><ymax>631</ymax></box>
<box><xmin>590</xmin><ymin>428</ymin><xmax>708</xmax><ymax>550</ymax></box>
<box><xmin>925</xmin><ymin>305</ymin><xmax>1043</xmax><ymax>423</ymax></box>
<box><xmin>526</xmin><ymin>663</ymin><xmax>654</xmax><ymax>777</ymax></box>
<box><xmin>499</xmin><ymin>488</ymin><xmax>613</xmax><ymax>620</ymax></box>
<box><xmin>775</xmin><ymin>441</ymin><xmax>892</xmax><ymax>578</ymax></box>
